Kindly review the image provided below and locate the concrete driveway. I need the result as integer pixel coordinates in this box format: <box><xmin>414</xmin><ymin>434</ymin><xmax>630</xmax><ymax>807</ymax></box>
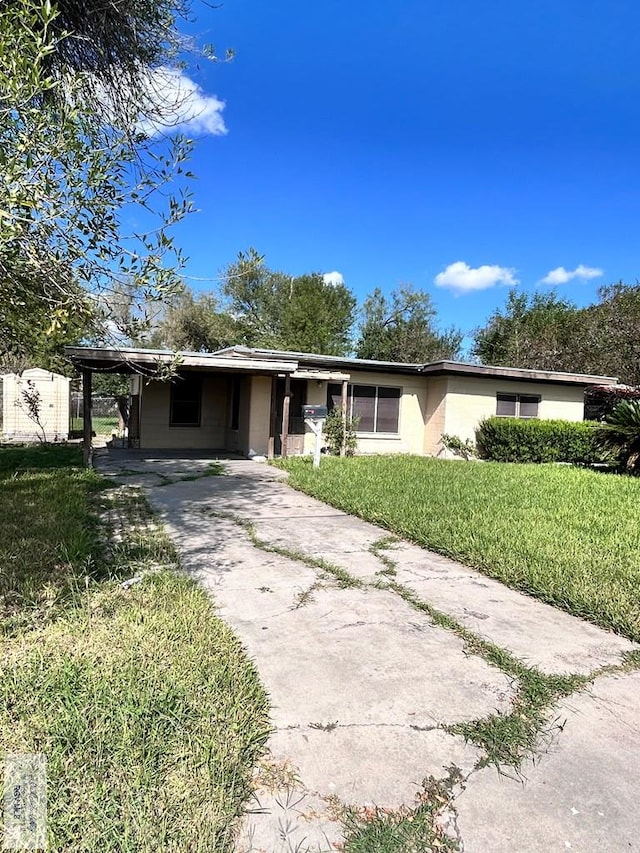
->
<box><xmin>96</xmin><ymin>450</ymin><xmax>640</xmax><ymax>852</ymax></box>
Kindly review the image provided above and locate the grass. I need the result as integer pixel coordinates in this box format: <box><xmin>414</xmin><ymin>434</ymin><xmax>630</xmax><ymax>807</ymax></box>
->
<box><xmin>278</xmin><ymin>455</ymin><xmax>640</xmax><ymax>642</ymax></box>
<box><xmin>340</xmin><ymin>770</ymin><xmax>462</xmax><ymax>853</ymax></box>
<box><xmin>0</xmin><ymin>445</ymin><xmax>270</xmax><ymax>851</ymax></box>
<box><xmin>71</xmin><ymin>416</ymin><xmax>119</xmax><ymax>435</ymax></box>
<box><xmin>0</xmin><ymin>444</ymin><xmax>104</xmax><ymax>631</ymax></box>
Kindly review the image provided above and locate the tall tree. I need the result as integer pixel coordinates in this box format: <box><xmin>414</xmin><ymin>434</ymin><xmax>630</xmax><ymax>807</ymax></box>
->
<box><xmin>149</xmin><ymin>289</ymin><xmax>239</xmax><ymax>352</ymax></box>
<box><xmin>0</xmin><ymin>0</ymin><xmax>201</xmax><ymax>365</ymax></box>
<box><xmin>356</xmin><ymin>285</ymin><xmax>462</xmax><ymax>363</ymax></box>
<box><xmin>472</xmin><ymin>290</ymin><xmax>582</xmax><ymax>371</ymax></box>
<box><xmin>579</xmin><ymin>283</ymin><xmax>640</xmax><ymax>385</ymax></box>
<box><xmin>223</xmin><ymin>250</ymin><xmax>356</xmax><ymax>355</ymax></box>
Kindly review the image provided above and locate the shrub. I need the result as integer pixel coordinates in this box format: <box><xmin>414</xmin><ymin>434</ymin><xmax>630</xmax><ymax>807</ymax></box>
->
<box><xmin>475</xmin><ymin>417</ymin><xmax>605</xmax><ymax>465</ymax></box>
<box><xmin>440</xmin><ymin>433</ymin><xmax>477</xmax><ymax>460</ymax></box>
<box><xmin>322</xmin><ymin>409</ymin><xmax>359</xmax><ymax>455</ymax></box>
<box><xmin>584</xmin><ymin>384</ymin><xmax>640</xmax><ymax>421</ymax></box>
<box><xmin>595</xmin><ymin>400</ymin><xmax>640</xmax><ymax>474</ymax></box>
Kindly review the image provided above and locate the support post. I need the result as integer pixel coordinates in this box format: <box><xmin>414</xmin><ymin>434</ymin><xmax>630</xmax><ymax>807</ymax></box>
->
<box><xmin>82</xmin><ymin>368</ymin><xmax>92</xmax><ymax>467</ymax></box>
<box><xmin>281</xmin><ymin>374</ymin><xmax>291</xmax><ymax>458</ymax></box>
<box><xmin>268</xmin><ymin>375</ymin><xmax>277</xmax><ymax>459</ymax></box>
<box><xmin>340</xmin><ymin>378</ymin><xmax>348</xmax><ymax>456</ymax></box>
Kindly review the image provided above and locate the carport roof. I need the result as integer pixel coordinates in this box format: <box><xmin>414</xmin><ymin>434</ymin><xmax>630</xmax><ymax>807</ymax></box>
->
<box><xmin>64</xmin><ymin>346</ymin><xmax>298</xmax><ymax>375</ymax></box>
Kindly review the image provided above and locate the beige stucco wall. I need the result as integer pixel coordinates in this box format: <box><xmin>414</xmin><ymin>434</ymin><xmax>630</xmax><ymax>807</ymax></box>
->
<box><xmin>302</xmin><ymin>371</ymin><xmax>428</xmax><ymax>456</ymax></box>
<box><xmin>140</xmin><ymin>375</ymin><xmax>229</xmax><ymax>449</ymax></box>
<box><xmin>2</xmin><ymin>369</ymin><xmax>70</xmax><ymax>441</ymax></box>
<box><xmin>438</xmin><ymin>375</ymin><xmax>587</xmax><ymax>447</ymax></box>
<box><xmin>423</xmin><ymin>376</ymin><xmax>448</xmax><ymax>455</ymax></box>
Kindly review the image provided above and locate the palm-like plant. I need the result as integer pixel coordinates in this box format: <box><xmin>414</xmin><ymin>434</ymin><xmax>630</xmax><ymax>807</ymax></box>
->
<box><xmin>595</xmin><ymin>400</ymin><xmax>640</xmax><ymax>473</ymax></box>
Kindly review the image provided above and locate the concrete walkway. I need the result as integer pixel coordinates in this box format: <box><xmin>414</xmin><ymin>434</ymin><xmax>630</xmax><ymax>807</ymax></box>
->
<box><xmin>96</xmin><ymin>451</ymin><xmax>640</xmax><ymax>852</ymax></box>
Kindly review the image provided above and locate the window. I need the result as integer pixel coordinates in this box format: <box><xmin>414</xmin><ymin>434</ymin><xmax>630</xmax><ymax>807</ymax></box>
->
<box><xmin>327</xmin><ymin>383</ymin><xmax>401</xmax><ymax>434</ymax></box>
<box><xmin>496</xmin><ymin>393</ymin><xmax>539</xmax><ymax>419</ymax></box>
<box><xmin>170</xmin><ymin>374</ymin><xmax>202</xmax><ymax>426</ymax></box>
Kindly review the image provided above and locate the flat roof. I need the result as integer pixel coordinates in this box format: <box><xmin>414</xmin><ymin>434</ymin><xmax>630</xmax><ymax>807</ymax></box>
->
<box><xmin>217</xmin><ymin>346</ymin><xmax>618</xmax><ymax>386</ymax></box>
<box><xmin>65</xmin><ymin>345</ymin><xmax>619</xmax><ymax>386</ymax></box>
<box><xmin>420</xmin><ymin>360</ymin><xmax>618</xmax><ymax>386</ymax></box>
<box><xmin>64</xmin><ymin>346</ymin><xmax>297</xmax><ymax>375</ymax></box>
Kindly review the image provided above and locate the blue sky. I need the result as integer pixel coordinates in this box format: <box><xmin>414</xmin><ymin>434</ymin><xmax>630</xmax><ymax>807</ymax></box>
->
<box><xmin>155</xmin><ymin>0</ymin><xmax>640</xmax><ymax>347</ymax></box>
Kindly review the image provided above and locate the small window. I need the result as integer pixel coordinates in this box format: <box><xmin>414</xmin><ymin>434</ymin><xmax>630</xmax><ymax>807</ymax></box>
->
<box><xmin>170</xmin><ymin>374</ymin><xmax>202</xmax><ymax>427</ymax></box>
<box><xmin>328</xmin><ymin>383</ymin><xmax>401</xmax><ymax>434</ymax></box>
<box><xmin>496</xmin><ymin>393</ymin><xmax>539</xmax><ymax>419</ymax></box>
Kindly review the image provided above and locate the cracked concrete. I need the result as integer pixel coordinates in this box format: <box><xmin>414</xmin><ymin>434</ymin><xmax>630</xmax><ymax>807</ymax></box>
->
<box><xmin>95</xmin><ymin>450</ymin><xmax>640</xmax><ymax>852</ymax></box>
<box><xmin>455</xmin><ymin>671</ymin><xmax>640</xmax><ymax>852</ymax></box>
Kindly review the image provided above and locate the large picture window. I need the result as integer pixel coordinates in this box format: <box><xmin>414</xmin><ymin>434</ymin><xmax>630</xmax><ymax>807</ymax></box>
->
<box><xmin>496</xmin><ymin>393</ymin><xmax>540</xmax><ymax>419</ymax></box>
<box><xmin>328</xmin><ymin>383</ymin><xmax>401</xmax><ymax>434</ymax></box>
<box><xmin>170</xmin><ymin>374</ymin><xmax>202</xmax><ymax>427</ymax></box>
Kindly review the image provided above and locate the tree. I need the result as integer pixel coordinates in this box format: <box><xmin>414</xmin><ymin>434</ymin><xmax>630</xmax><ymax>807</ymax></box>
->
<box><xmin>149</xmin><ymin>289</ymin><xmax>239</xmax><ymax>352</ymax></box>
<box><xmin>578</xmin><ymin>284</ymin><xmax>640</xmax><ymax>385</ymax></box>
<box><xmin>0</xmin><ymin>0</ymin><xmax>199</xmax><ymax>366</ymax></box>
<box><xmin>473</xmin><ymin>284</ymin><xmax>640</xmax><ymax>385</ymax></box>
<box><xmin>472</xmin><ymin>290</ymin><xmax>582</xmax><ymax>371</ymax></box>
<box><xmin>356</xmin><ymin>285</ymin><xmax>462</xmax><ymax>363</ymax></box>
<box><xmin>223</xmin><ymin>250</ymin><xmax>357</xmax><ymax>355</ymax></box>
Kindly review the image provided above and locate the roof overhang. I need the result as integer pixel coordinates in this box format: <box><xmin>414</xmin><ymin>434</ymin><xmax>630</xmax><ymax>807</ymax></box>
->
<box><xmin>420</xmin><ymin>360</ymin><xmax>618</xmax><ymax>386</ymax></box>
<box><xmin>64</xmin><ymin>346</ymin><xmax>298</xmax><ymax>376</ymax></box>
<box><xmin>291</xmin><ymin>369</ymin><xmax>351</xmax><ymax>381</ymax></box>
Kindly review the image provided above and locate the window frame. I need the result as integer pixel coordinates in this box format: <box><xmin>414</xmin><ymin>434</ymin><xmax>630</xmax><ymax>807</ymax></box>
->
<box><xmin>496</xmin><ymin>392</ymin><xmax>540</xmax><ymax>420</ymax></box>
<box><xmin>328</xmin><ymin>383</ymin><xmax>402</xmax><ymax>435</ymax></box>
<box><xmin>169</xmin><ymin>374</ymin><xmax>202</xmax><ymax>428</ymax></box>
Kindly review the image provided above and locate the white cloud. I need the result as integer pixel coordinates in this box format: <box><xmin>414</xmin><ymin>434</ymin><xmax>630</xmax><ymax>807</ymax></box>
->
<box><xmin>137</xmin><ymin>66</ymin><xmax>227</xmax><ymax>137</ymax></box>
<box><xmin>434</xmin><ymin>261</ymin><xmax>518</xmax><ymax>294</ymax></box>
<box><xmin>540</xmin><ymin>264</ymin><xmax>603</xmax><ymax>286</ymax></box>
<box><xmin>323</xmin><ymin>271</ymin><xmax>344</xmax><ymax>287</ymax></box>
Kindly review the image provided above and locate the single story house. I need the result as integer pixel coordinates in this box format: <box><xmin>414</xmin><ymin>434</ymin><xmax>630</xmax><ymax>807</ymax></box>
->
<box><xmin>65</xmin><ymin>345</ymin><xmax>618</xmax><ymax>458</ymax></box>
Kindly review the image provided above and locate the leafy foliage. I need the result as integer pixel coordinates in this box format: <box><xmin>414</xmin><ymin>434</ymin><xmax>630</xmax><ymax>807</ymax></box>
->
<box><xmin>149</xmin><ymin>290</ymin><xmax>239</xmax><ymax>352</ymax></box>
<box><xmin>595</xmin><ymin>401</ymin><xmax>640</xmax><ymax>473</ymax></box>
<box><xmin>356</xmin><ymin>285</ymin><xmax>462</xmax><ymax>363</ymax></box>
<box><xmin>0</xmin><ymin>0</ymin><xmax>197</xmax><ymax>364</ymax></box>
<box><xmin>322</xmin><ymin>409</ymin><xmax>359</xmax><ymax>455</ymax></box>
<box><xmin>475</xmin><ymin>417</ymin><xmax>604</xmax><ymax>465</ymax></box>
<box><xmin>223</xmin><ymin>250</ymin><xmax>357</xmax><ymax>355</ymax></box>
<box><xmin>473</xmin><ymin>283</ymin><xmax>640</xmax><ymax>385</ymax></box>
<box><xmin>472</xmin><ymin>290</ymin><xmax>582</xmax><ymax>371</ymax></box>
<box><xmin>440</xmin><ymin>433</ymin><xmax>477</xmax><ymax>459</ymax></box>
<box><xmin>585</xmin><ymin>384</ymin><xmax>640</xmax><ymax>421</ymax></box>
<box><xmin>579</xmin><ymin>283</ymin><xmax>640</xmax><ymax>386</ymax></box>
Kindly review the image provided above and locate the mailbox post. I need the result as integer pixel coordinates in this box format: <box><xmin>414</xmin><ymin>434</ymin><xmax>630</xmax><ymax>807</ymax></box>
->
<box><xmin>302</xmin><ymin>404</ymin><xmax>328</xmax><ymax>468</ymax></box>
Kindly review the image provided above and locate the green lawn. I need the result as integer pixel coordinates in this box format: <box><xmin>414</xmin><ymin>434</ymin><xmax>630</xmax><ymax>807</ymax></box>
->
<box><xmin>279</xmin><ymin>456</ymin><xmax>640</xmax><ymax>643</ymax></box>
<box><xmin>0</xmin><ymin>445</ymin><xmax>269</xmax><ymax>852</ymax></box>
<box><xmin>70</xmin><ymin>415</ymin><xmax>120</xmax><ymax>435</ymax></box>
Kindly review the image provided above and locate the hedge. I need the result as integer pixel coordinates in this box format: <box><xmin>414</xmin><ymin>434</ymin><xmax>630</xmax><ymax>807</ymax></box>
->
<box><xmin>475</xmin><ymin>417</ymin><xmax>605</xmax><ymax>464</ymax></box>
